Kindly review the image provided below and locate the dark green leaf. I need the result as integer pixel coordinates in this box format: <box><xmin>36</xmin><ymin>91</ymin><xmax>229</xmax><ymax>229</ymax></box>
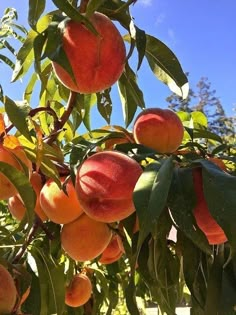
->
<box><xmin>0</xmin><ymin>54</ymin><xmax>15</xmax><ymax>69</ymax></box>
<box><xmin>198</xmin><ymin>160</ymin><xmax>236</xmax><ymax>253</ymax></box>
<box><xmin>134</xmin><ymin>157</ymin><xmax>174</xmax><ymax>252</ymax></box>
<box><xmin>52</xmin><ymin>0</ymin><xmax>98</xmax><ymax>34</ymax></box>
<box><xmin>33</xmin><ymin>32</ymin><xmax>47</xmax><ymax>75</ymax></box>
<box><xmin>182</xmin><ymin>236</ymin><xmax>207</xmax><ymax>310</ymax></box>
<box><xmin>193</xmin><ymin>128</ymin><xmax>223</xmax><ymax>143</ymax></box>
<box><xmin>134</xmin><ymin>25</ymin><xmax>146</xmax><ymax>71</ymax></box>
<box><xmin>204</xmin><ymin>246</ymin><xmax>224</xmax><ymax>315</ymax></box>
<box><xmin>118</xmin><ymin>63</ymin><xmax>145</xmax><ymax>127</ymax></box>
<box><xmin>168</xmin><ymin>167</ymin><xmax>212</xmax><ymax>254</ymax></box>
<box><xmin>4</xmin><ymin>96</ymin><xmax>32</xmax><ymax>141</ymax></box>
<box><xmin>28</xmin><ymin>0</ymin><xmax>46</xmax><ymax>30</ymax></box>
<box><xmin>125</xmin><ymin>279</ymin><xmax>140</xmax><ymax>315</ymax></box>
<box><xmin>86</xmin><ymin>0</ymin><xmax>107</xmax><ymax>17</ymax></box>
<box><xmin>96</xmin><ymin>89</ymin><xmax>112</xmax><ymax>124</ymax></box>
<box><xmin>145</xmin><ymin>34</ymin><xmax>189</xmax><ymax>99</ymax></box>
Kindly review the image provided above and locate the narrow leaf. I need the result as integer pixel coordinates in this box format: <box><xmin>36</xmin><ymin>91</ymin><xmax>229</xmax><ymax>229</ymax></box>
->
<box><xmin>0</xmin><ymin>54</ymin><xmax>15</xmax><ymax>69</ymax></box>
<box><xmin>86</xmin><ymin>0</ymin><xmax>107</xmax><ymax>17</ymax></box>
<box><xmin>134</xmin><ymin>25</ymin><xmax>146</xmax><ymax>71</ymax></box>
<box><xmin>4</xmin><ymin>96</ymin><xmax>32</xmax><ymax>141</ymax></box>
<box><xmin>134</xmin><ymin>157</ymin><xmax>174</xmax><ymax>251</ymax></box>
<box><xmin>167</xmin><ymin>167</ymin><xmax>211</xmax><ymax>254</ymax></box>
<box><xmin>198</xmin><ymin>160</ymin><xmax>236</xmax><ymax>253</ymax></box>
<box><xmin>118</xmin><ymin>63</ymin><xmax>145</xmax><ymax>127</ymax></box>
<box><xmin>145</xmin><ymin>34</ymin><xmax>189</xmax><ymax>99</ymax></box>
<box><xmin>52</xmin><ymin>0</ymin><xmax>98</xmax><ymax>34</ymax></box>
<box><xmin>28</xmin><ymin>0</ymin><xmax>46</xmax><ymax>30</ymax></box>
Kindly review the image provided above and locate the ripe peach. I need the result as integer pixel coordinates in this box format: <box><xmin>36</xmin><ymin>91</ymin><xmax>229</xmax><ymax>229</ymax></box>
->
<box><xmin>75</xmin><ymin>151</ymin><xmax>143</xmax><ymax>223</ymax></box>
<box><xmin>52</xmin><ymin>12</ymin><xmax>126</xmax><ymax>94</ymax></box>
<box><xmin>8</xmin><ymin>172</ymin><xmax>47</xmax><ymax>222</ymax></box>
<box><xmin>99</xmin><ymin>234</ymin><xmax>124</xmax><ymax>264</ymax></box>
<box><xmin>61</xmin><ymin>213</ymin><xmax>112</xmax><ymax>261</ymax></box>
<box><xmin>65</xmin><ymin>273</ymin><xmax>92</xmax><ymax>307</ymax></box>
<box><xmin>0</xmin><ymin>264</ymin><xmax>17</xmax><ymax>314</ymax></box>
<box><xmin>192</xmin><ymin>167</ymin><xmax>227</xmax><ymax>245</ymax></box>
<box><xmin>133</xmin><ymin>108</ymin><xmax>184</xmax><ymax>153</ymax></box>
<box><xmin>40</xmin><ymin>177</ymin><xmax>83</xmax><ymax>224</ymax></box>
<box><xmin>0</xmin><ymin>144</ymin><xmax>31</xmax><ymax>200</ymax></box>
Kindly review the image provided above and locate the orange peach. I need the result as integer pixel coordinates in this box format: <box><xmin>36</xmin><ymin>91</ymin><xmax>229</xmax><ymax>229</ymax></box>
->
<box><xmin>61</xmin><ymin>213</ymin><xmax>112</xmax><ymax>261</ymax></box>
<box><xmin>8</xmin><ymin>172</ymin><xmax>47</xmax><ymax>222</ymax></box>
<box><xmin>52</xmin><ymin>12</ymin><xmax>126</xmax><ymax>94</ymax></box>
<box><xmin>75</xmin><ymin>151</ymin><xmax>143</xmax><ymax>223</ymax></box>
<box><xmin>0</xmin><ymin>264</ymin><xmax>17</xmax><ymax>314</ymax></box>
<box><xmin>99</xmin><ymin>234</ymin><xmax>124</xmax><ymax>264</ymax></box>
<box><xmin>0</xmin><ymin>144</ymin><xmax>31</xmax><ymax>200</ymax></box>
<box><xmin>133</xmin><ymin>108</ymin><xmax>184</xmax><ymax>153</ymax></box>
<box><xmin>65</xmin><ymin>273</ymin><xmax>92</xmax><ymax>307</ymax></box>
<box><xmin>192</xmin><ymin>167</ymin><xmax>227</xmax><ymax>245</ymax></box>
<box><xmin>40</xmin><ymin>177</ymin><xmax>83</xmax><ymax>224</ymax></box>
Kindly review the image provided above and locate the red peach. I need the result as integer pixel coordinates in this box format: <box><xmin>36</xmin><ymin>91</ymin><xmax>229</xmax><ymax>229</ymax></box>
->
<box><xmin>75</xmin><ymin>151</ymin><xmax>143</xmax><ymax>223</ymax></box>
<box><xmin>133</xmin><ymin>108</ymin><xmax>184</xmax><ymax>153</ymax></box>
<box><xmin>52</xmin><ymin>12</ymin><xmax>126</xmax><ymax>94</ymax></box>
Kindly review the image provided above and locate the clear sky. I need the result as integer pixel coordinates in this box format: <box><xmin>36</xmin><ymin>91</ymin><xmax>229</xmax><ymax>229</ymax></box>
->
<box><xmin>0</xmin><ymin>0</ymin><xmax>235</xmax><ymax>129</ymax></box>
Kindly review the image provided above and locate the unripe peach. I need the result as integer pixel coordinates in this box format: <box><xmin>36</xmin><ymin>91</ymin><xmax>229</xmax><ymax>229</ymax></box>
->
<box><xmin>99</xmin><ymin>234</ymin><xmax>124</xmax><ymax>264</ymax></box>
<box><xmin>0</xmin><ymin>144</ymin><xmax>31</xmax><ymax>200</ymax></box>
<box><xmin>75</xmin><ymin>151</ymin><xmax>143</xmax><ymax>223</ymax></box>
<box><xmin>61</xmin><ymin>213</ymin><xmax>112</xmax><ymax>261</ymax></box>
<box><xmin>52</xmin><ymin>12</ymin><xmax>126</xmax><ymax>94</ymax></box>
<box><xmin>40</xmin><ymin>177</ymin><xmax>83</xmax><ymax>224</ymax></box>
<box><xmin>0</xmin><ymin>264</ymin><xmax>17</xmax><ymax>314</ymax></box>
<box><xmin>133</xmin><ymin>108</ymin><xmax>184</xmax><ymax>153</ymax></box>
<box><xmin>192</xmin><ymin>167</ymin><xmax>227</xmax><ymax>245</ymax></box>
<box><xmin>65</xmin><ymin>273</ymin><xmax>92</xmax><ymax>307</ymax></box>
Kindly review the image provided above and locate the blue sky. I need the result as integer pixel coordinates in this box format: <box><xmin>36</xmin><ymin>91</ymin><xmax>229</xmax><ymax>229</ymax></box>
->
<box><xmin>0</xmin><ymin>0</ymin><xmax>235</xmax><ymax>129</ymax></box>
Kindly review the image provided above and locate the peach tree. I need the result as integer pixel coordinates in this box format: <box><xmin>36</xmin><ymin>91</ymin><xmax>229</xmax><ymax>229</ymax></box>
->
<box><xmin>0</xmin><ymin>1</ymin><xmax>236</xmax><ymax>314</ymax></box>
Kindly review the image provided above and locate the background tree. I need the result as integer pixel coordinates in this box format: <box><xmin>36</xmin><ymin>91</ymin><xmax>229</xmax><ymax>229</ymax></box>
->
<box><xmin>167</xmin><ymin>76</ymin><xmax>235</xmax><ymax>139</ymax></box>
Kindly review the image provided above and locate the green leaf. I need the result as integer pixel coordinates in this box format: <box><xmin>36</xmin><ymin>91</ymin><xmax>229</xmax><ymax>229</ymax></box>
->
<box><xmin>182</xmin><ymin>235</ymin><xmax>207</xmax><ymax>310</ymax></box>
<box><xmin>12</xmin><ymin>14</ymin><xmax>53</xmax><ymax>82</ymax></box>
<box><xmin>86</xmin><ymin>0</ymin><xmax>107</xmax><ymax>17</ymax></box>
<box><xmin>51</xmin><ymin>0</ymin><xmax>98</xmax><ymax>34</ymax></box>
<box><xmin>33</xmin><ymin>33</ymin><xmax>47</xmax><ymax>75</ymax></box>
<box><xmin>134</xmin><ymin>157</ymin><xmax>174</xmax><ymax>252</ymax></box>
<box><xmin>125</xmin><ymin>279</ymin><xmax>140</xmax><ymax>315</ymax></box>
<box><xmin>198</xmin><ymin>160</ymin><xmax>236</xmax><ymax>253</ymax></box>
<box><xmin>134</xmin><ymin>25</ymin><xmax>146</xmax><ymax>71</ymax></box>
<box><xmin>96</xmin><ymin>89</ymin><xmax>112</xmax><ymax>124</ymax></box>
<box><xmin>4</xmin><ymin>96</ymin><xmax>32</xmax><ymax>141</ymax></box>
<box><xmin>193</xmin><ymin>128</ymin><xmax>223</xmax><ymax>143</ymax></box>
<box><xmin>145</xmin><ymin>34</ymin><xmax>189</xmax><ymax>99</ymax></box>
<box><xmin>28</xmin><ymin>0</ymin><xmax>46</xmax><ymax>30</ymax></box>
<box><xmin>0</xmin><ymin>54</ymin><xmax>15</xmax><ymax>69</ymax></box>
<box><xmin>167</xmin><ymin>167</ymin><xmax>212</xmax><ymax>254</ymax></box>
<box><xmin>191</xmin><ymin>111</ymin><xmax>208</xmax><ymax>128</ymax></box>
<box><xmin>204</xmin><ymin>246</ymin><xmax>224</xmax><ymax>315</ymax></box>
<box><xmin>0</xmin><ymin>162</ymin><xmax>36</xmax><ymax>223</ymax></box>
<box><xmin>30</xmin><ymin>246</ymin><xmax>65</xmax><ymax>315</ymax></box>
<box><xmin>118</xmin><ymin>63</ymin><xmax>145</xmax><ymax>127</ymax></box>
